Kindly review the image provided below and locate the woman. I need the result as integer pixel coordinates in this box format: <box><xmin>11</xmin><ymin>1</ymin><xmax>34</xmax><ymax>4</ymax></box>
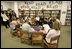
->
<box><xmin>44</xmin><ymin>19</ymin><xmax>60</xmax><ymax>44</ymax></box>
<box><xmin>1</xmin><ymin>11</ymin><xmax>10</xmax><ymax>28</ymax></box>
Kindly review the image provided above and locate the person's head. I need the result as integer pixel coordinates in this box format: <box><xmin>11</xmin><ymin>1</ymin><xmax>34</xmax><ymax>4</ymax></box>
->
<box><xmin>12</xmin><ymin>10</ymin><xmax>14</xmax><ymax>13</ymax></box>
<box><xmin>9</xmin><ymin>10</ymin><xmax>12</xmax><ymax>13</ymax></box>
<box><xmin>56</xmin><ymin>16</ymin><xmax>59</xmax><ymax>19</ymax></box>
<box><xmin>6</xmin><ymin>11</ymin><xmax>8</xmax><ymax>13</ymax></box>
<box><xmin>1</xmin><ymin>11</ymin><xmax>4</xmax><ymax>14</ymax></box>
<box><xmin>41</xmin><ymin>26</ymin><xmax>44</xmax><ymax>30</ymax></box>
<box><xmin>15</xmin><ymin>24</ymin><xmax>20</xmax><ymax>29</ymax></box>
<box><xmin>21</xmin><ymin>20</ymin><xmax>25</xmax><ymax>24</ymax></box>
<box><xmin>8</xmin><ymin>11</ymin><xmax>10</xmax><ymax>13</ymax></box>
<box><xmin>25</xmin><ymin>19</ymin><xmax>29</xmax><ymax>23</ymax></box>
<box><xmin>12</xmin><ymin>16</ymin><xmax>16</xmax><ymax>20</ymax></box>
<box><xmin>52</xmin><ymin>17</ymin><xmax>56</xmax><ymax>22</ymax></box>
<box><xmin>16</xmin><ymin>18</ymin><xmax>19</xmax><ymax>20</ymax></box>
<box><xmin>53</xmin><ymin>20</ymin><xmax>60</xmax><ymax>30</ymax></box>
<box><xmin>10</xmin><ymin>22</ymin><xmax>12</xmax><ymax>25</ymax></box>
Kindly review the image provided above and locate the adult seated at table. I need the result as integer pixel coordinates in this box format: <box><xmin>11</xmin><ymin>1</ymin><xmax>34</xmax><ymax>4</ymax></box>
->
<box><xmin>20</xmin><ymin>19</ymin><xmax>35</xmax><ymax>33</ymax></box>
<box><xmin>39</xmin><ymin>26</ymin><xmax>47</xmax><ymax>39</ymax></box>
<box><xmin>43</xmin><ymin>24</ymin><xmax>51</xmax><ymax>33</ymax></box>
<box><xmin>20</xmin><ymin>19</ymin><xmax>36</xmax><ymax>39</ymax></box>
<box><xmin>11</xmin><ymin>18</ymin><xmax>21</xmax><ymax>27</ymax></box>
<box><xmin>44</xmin><ymin>18</ymin><xmax>61</xmax><ymax>44</ymax></box>
<box><xmin>32</xmin><ymin>17</ymin><xmax>36</xmax><ymax>25</ymax></box>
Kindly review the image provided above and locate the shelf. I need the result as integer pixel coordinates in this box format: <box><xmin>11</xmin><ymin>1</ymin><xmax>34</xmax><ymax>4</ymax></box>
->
<box><xmin>30</xmin><ymin>14</ymin><xmax>35</xmax><ymax>15</ymax></box>
<box><xmin>66</xmin><ymin>18</ymin><xmax>71</xmax><ymax>19</ymax></box>
<box><xmin>66</xmin><ymin>15</ymin><xmax>71</xmax><ymax>16</ymax></box>
<box><xmin>44</xmin><ymin>11</ymin><xmax>51</xmax><ymax>13</ymax></box>
<box><xmin>18</xmin><ymin>10</ymin><xmax>61</xmax><ymax>19</ymax></box>
<box><xmin>51</xmin><ymin>11</ymin><xmax>59</xmax><ymax>13</ymax></box>
<box><xmin>67</xmin><ymin>9</ymin><xmax>71</xmax><ymax>10</ymax></box>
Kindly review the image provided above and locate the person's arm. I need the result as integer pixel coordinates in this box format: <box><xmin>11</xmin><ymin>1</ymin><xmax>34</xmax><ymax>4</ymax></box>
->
<box><xmin>46</xmin><ymin>30</ymin><xmax>52</xmax><ymax>38</ymax></box>
<box><xmin>45</xmin><ymin>30</ymin><xmax>53</xmax><ymax>43</ymax></box>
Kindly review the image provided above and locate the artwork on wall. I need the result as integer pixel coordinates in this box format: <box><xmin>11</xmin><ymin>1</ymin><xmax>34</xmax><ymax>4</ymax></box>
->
<box><xmin>53</xmin><ymin>5</ymin><xmax>58</xmax><ymax>8</ymax></box>
<box><xmin>49</xmin><ymin>1</ymin><xmax>62</xmax><ymax>4</ymax></box>
<box><xmin>19</xmin><ymin>1</ymin><xmax>63</xmax><ymax>10</ymax></box>
<box><xmin>24</xmin><ymin>1</ymin><xmax>34</xmax><ymax>5</ymax></box>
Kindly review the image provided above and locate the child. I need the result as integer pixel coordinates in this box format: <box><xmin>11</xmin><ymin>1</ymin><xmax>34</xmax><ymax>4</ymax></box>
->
<box><xmin>39</xmin><ymin>26</ymin><xmax>47</xmax><ymax>39</ymax></box>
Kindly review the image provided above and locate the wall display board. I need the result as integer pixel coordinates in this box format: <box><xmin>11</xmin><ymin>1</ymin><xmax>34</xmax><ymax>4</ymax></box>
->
<box><xmin>18</xmin><ymin>1</ymin><xmax>62</xmax><ymax>10</ymax></box>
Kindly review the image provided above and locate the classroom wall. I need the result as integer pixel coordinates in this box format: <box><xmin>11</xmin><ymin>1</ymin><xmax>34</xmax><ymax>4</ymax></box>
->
<box><xmin>18</xmin><ymin>1</ymin><xmax>69</xmax><ymax>25</ymax></box>
<box><xmin>60</xmin><ymin>1</ymin><xmax>67</xmax><ymax>25</ymax></box>
<box><xmin>18</xmin><ymin>1</ymin><xmax>62</xmax><ymax>10</ymax></box>
<box><xmin>1</xmin><ymin>1</ymin><xmax>71</xmax><ymax>25</ymax></box>
<box><xmin>1</xmin><ymin>1</ymin><xmax>14</xmax><ymax>10</ymax></box>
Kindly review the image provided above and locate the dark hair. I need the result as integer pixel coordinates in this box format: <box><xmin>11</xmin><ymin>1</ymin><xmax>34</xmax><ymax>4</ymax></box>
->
<box><xmin>16</xmin><ymin>18</ymin><xmax>19</xmax><ymax>20</ymax></box>
<box><xmin>56</xmin><ymin>17</ymin><xmax>59</xmax><ymax>19</ymax></box>
<box><xmin>12</xmin><ymin>10</ymin><xmax>14</xmax><ymax>12</ymax></box>
<box><xmin>41</xmin><ymin>26</ymin><xmax>44</xmax><ymax>30</ymax></box>
<box><xmin>15</xmin><ymin>24</ymin><xmax>20</xmax><ymax>29</ymax></box>
<box><xmin>52</xmin><ymin>18</ymin><xmax>56</xmax><ymax>22</ymax></box>
<box><xmin>1</xmin><ymin>11</ymin><xmax>4</xmax><ymax>14</ymax></box>
<box><xmin>53</xmin><ymin>21</ymin><xmax>60</xmax><ymax>30</ymax></box>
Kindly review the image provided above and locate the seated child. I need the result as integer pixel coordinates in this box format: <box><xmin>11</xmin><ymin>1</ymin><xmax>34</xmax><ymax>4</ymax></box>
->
<box><xmin>39</xmin><ymin>26</ymin><xmax>47</xmax><ymax>34</ymax></box>
<box><xmin>39</xmin><ymin>26</ymin><xmax>47</xmax><ymax>39</ymax></box>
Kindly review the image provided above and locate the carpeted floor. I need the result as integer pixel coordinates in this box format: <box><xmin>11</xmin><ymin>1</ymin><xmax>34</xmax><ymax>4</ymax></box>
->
<box><xmin>1</xmin><ymin>25</ymin><xmax>71</xmax><ymax>48</ymax></box>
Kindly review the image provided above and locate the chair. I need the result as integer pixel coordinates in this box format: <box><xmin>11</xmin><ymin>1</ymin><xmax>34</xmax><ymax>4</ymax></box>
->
<box><xmin>20</xmin><ymin>30</ymin><xmax>31</xmax><ymax>44</ymax></box>
<box><xmin>31</xmin><ymin>31</ymin><xmax>44</xmax><ymax>47</ymax></box>
<box><xmin>43</xmin><ymin>35</ymin><xmax>60</xmax><ymax>48</ymax></box>
<box><xmin>10</xmin><ymin>27</ymin><xmax>18</xmax><ymax>37</ymax></box>
<box><xmin>16</xmin><ymin>28</ymin><xmax>23</xmax><ymax>38</ymax></box>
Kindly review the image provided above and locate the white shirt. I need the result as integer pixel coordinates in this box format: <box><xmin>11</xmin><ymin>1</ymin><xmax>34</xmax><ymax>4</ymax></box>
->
<box><xmin>56</xmin><ymin>19</ymin><xmax>61</xmax><ymax>24</ymax></box>
<box><xmin>20</xmin><ymin>23</ymin><xmax>34</xmax><ymax>32</ymax></box>
<box><xmin>1</xmin><ymin>13</ymin><xmax>9</xmax><ymax>21</ymax></box>
<box><xmin>43</xmin><ymin>24</ymin><xmax>51</xmax><ymax>33</ymax></box>
<box><xmin>35</xmin><ymin>17</ymin><xmax>40</xmax><ymax>21</ymax></box>
<box><xmin>25</xmin><ymin>16</ymin><xmax>28</xmax><ymax>20</ymax></box>
<box><xmin>45</xmin><ymin>29</ymin><xmax>60</xmax><ymax>44</ymax></box>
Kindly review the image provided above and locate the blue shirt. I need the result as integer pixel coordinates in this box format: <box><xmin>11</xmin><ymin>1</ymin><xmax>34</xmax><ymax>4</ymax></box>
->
<box><xmin>10</xmin><ymin>25</ymin><xmax>16</xmax><ymax>30</ymax></box>
<box><xmin>33</xmin><ymin>26</ymin><xmax>40</xmax><ymax>31</ymax></box>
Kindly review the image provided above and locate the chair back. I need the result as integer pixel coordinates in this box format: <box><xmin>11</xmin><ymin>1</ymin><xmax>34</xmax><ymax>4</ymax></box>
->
<box><xmin>50</xmin><ymin>35</ymin><xmax>60</xmax><ymax>43</ymax></box>
<box><xmin>20</xmin><ymin>30</ymin><xmax>30</xmax><ymax>38</ymax></box>
<box><xmin>32</xmin><ymin>32</ymin><xmax>43</xmax><ymax>37</ymax></box>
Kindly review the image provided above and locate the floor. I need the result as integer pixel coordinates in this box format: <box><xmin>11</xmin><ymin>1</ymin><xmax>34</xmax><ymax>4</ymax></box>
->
<box><xmin>1</xmin><ymin>25</ymin><xmax>71</xmax><ymax>48</ymax></box>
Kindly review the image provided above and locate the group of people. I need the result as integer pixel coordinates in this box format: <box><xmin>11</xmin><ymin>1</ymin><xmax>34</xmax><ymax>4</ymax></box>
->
<box><xmin>1</xmin><ymin>10</ymin><xmax>61</xmax><ymax>44</ymax></box>
<box><xmin>1</xmin><ymin>10</ymin><xmax>16</xmax><ymax>28</ymax></box>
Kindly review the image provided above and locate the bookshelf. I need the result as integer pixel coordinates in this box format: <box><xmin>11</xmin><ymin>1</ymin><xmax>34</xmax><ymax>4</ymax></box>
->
<box><xmin>65</xmin><ymin>5</ymin><xmax>71</xmax><ymax>26</ymax></box>
<box><xmin>43</xmin><ymin>10</ymin><xmax>61</xmax><ymax>19</ymax></box>
<box><xmin>18</xmin><ymin>9</ymin><xmax>61</xmax><ymax>19</ymax></box>
<box><xmin>65</xmin><ymin>10</ymin><xmax>71</xmax><ymax>25</ymax></box>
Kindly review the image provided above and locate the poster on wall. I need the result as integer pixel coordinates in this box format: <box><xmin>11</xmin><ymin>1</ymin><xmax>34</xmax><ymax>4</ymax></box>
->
<box><xmin>19</xmin><ymin>1</ymin><xmax>63</xmax><ymax>10</ymax></box>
